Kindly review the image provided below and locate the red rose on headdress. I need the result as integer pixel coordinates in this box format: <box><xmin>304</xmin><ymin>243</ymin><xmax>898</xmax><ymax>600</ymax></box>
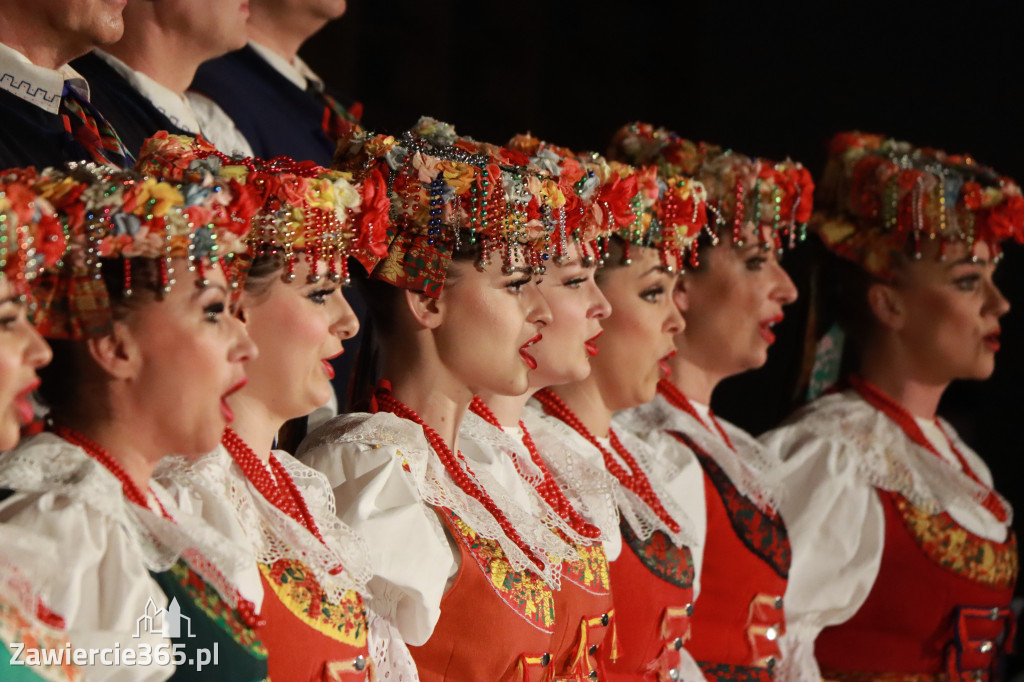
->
<box><xmin>225</xmin><ymin>179</ymin><xmax>261</xmax><ymax>230</ymax></box>
<box><xmin>983</xmin><ymin>195</ymin><xmax>1024</xmax><ymax>244</ymax></box>
<box><xmin>352</xmin><ymin>168</ymin><xmax>391</xmax><ymax>268</ymax></box>
<box><xmin>961</xmin><ymin>181</ymin><xmax>985</xmax><ymax>211</ymax></box>
<box><xmin>597</xmin><ymin>174</ymin><xmax>639</xmax><ymax>228</ymax></box>
<box><xmin>501</xmin><ymin>147</ymin><xmax>531</xmax><ymax>167</ymax></box>
<box><xmin>558</xmin><ymin>157</ymin><xmax>585</xmax><ymax>187</ymax></box>
<box><xmin>849</xmin><ymin>156</ymin><xmax>890</xmax><ymax>219</ymax></box>
<box><xmin>35</xmin><ymin>211</ymin><xmax>66</xmax><ymax>267</ymax></box>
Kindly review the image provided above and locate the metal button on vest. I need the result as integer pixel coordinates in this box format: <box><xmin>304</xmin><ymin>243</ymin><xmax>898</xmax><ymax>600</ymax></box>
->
<box><xmin>588</xmin><ymin>644</ymin><xmax>598</xmax><ymax>655</ymax></box>
<box><xmin>541</xmin><ymin>653</ymin><xmax>551</xmax><ymax>667</ymax></box>
<box><xmin>684</xmin><ymin>602</ymin><xmax>694</xmax><ymax>617</ymax></box>
<box><xmin>990</xmin><ymin>607</ymin><xmax>1001</xmax><ymax>620</ymax></box>
<box><xmin>774</xmin><ymin>596</ymin><xmax>784</xmax><ymax>610</ymax></box>
<box><xmin>601</xmin><ymin>613</ymin><xmax>610</xmax><ymax>627</ymax></box>
<box><xmin>668</xmin><ymin>668</ymin><xmax>680</xmax><ymax>680</ymax></box>
<box><xmin>588</xmin><ymin>671</ymin><xmax>598</xmax><ymax>680</ymax></box>
<box><xmin>673</xmin><ymin>637</ymin><xmax>684</xmax><ymax>651</ymax></box>
<box><xmin>766</xmin><ymin>657</ymin><xmax>776</xmax><ymax>671</ymax></box>
<box><xmin>765</xmin><ymin>626</ymin><xmax>778</xmax><ymax>641</ymax></box>
<box><xmin>980</xmin><ymin>640</ymin><xmax>994</xmax><ymax>654</ymax></box>
<box><xmin>353</xmin><ymin>655</ymin><xmax>366</xmax><ymax>671</ymax></box>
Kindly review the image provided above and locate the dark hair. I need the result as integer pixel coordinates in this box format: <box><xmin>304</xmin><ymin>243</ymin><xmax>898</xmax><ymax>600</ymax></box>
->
<box><xmin>36</xmin><ymin>257</ymin><xmax>162</xmax><ymax>418</ymax></box>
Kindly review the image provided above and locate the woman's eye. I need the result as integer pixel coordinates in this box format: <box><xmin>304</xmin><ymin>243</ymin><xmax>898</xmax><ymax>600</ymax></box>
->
<box><xmin>563</xmin><ymin>277</ymin><xmax>588</xmax><ymax>289</ymax></box>
<box><xmin>640</xmin><ymin>285</ymin><xmax>665</xmax><ymax>303</ymax></box>
<box><xmin>953</xmin><ymin>275</ymin><xmax>981</xmax><ymax>292</ymax></box>
<box><xmin>0</xmin><ymin>315</ymin><xmax>17</xmax><ymax>331</ymax></box>
<box><xmin>745</xmin><ymin>256</ymin><xmax>768</xmax><ymax>271</ymax></box>
<box><xmin>307</xmin><ymin>288</ymin><xmax>336</xmax><ymax>305</ymax></box>
<box><xmin>203</xmin><ymin>302</ymin><xmax>226</xmax><ymax>323</ymax></box>
<box><xmin>505</xmin><ymin>276</ymin><xmax>532</xmax><ymax>293</ymax></box>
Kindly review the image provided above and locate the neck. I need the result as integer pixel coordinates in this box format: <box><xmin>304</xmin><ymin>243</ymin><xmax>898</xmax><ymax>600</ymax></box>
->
<box><xmin>225</xmin><ymin>391</ymin><xmax>284</xmax><ymax>463</ymax></box>
<box><xmin>56</xmin><ymin>414</ymin><xmax>160</xmax><ymax>492</ymax></box>
<box><xmin>0</xmin><ymin>24</ymin><xmax>78</xmax><ymax>70</ymax></box>
<box><xmin>103</xmin><ymin>24</ymin><xmax>207</xmax><ymax>93</ymax></box>
<box><xmin>858</xmin><ymin>348</ymin><xmax>947</xmax><ymax>419</ymax></box>
<box><xmin>477</xmin><ymin>389</ymin><xmax>534</xmax><ymax>428</ymax></box>
<box><xmin>548</xmin><ymin>376</ymin><xmax>613</xmax><ymax>438</ymax></box>
<box><xmin>247</xmin><ymin>10</ymin><xmax>323</xmax><ymax>62</ymax></box>
<box><xmin>667</xmin><ymin>352</ymin><xmax>722</xmax><ymax>405</ymax></box>
<box><xmin>383</xmin><ymin>345</ymin><xmax>471</xmax><ymax>452</ymax></box>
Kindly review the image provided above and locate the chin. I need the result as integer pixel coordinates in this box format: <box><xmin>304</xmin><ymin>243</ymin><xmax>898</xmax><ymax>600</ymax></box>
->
<box><xmin>0</xmin><ymin>422</ymin><xmax>18</xmax><ymax>451</ymax></box>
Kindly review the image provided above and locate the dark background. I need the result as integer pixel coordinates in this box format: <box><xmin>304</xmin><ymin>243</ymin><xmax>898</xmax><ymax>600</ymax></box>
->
<box><xmin>305</xmin><ymin>0</ymin><xmax>1024</xmax><ymax>668</ymax></box>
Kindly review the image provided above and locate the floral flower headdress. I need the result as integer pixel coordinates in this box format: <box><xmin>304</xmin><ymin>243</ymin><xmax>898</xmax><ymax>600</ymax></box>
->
<box><xmin>138</xmin><ymin>132</ymin><xmax>373</xmax><ymax>285</ymax></box>
<box><xmin>335</xmin><ymin>124</ymin><xmax>558</xmax><ymax>298</ymax></box>
<box><xmin>814</xmin><ymin>132</ymin><xmax>1024</xmax><ymax>279</ymax></box>
<box><xmin>0</xmin><ymin>173</ymin><xmax>67</xmax><ymax>295</ymax></box>
<box><xmin>508</xmin><ymin>132</ymin><xmax>708</xmax><ymax>272</ymax></box>
<box><xmin>608</xmin><ymin>122</ymin><xmax>814</xmax><ymax>265</ymax></box>
<box><xmin>27</xmin><ymin>156</ymin><xmax>258</xmax><ymax>339</ymax></box>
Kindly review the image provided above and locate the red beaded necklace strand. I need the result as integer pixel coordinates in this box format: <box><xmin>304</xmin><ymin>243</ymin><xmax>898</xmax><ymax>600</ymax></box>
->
<box><xmin>371</xmin><ymin>384</ymin><xmax>546</xmax><ymax>570</ymax></box>
<box><xmin>51</xmin><ymin>425</ymin><xmax>169</xmax><ymax>518</ymax></box>
<box><xmin>221</xmin><ymin>427</ymin><xmax>333</xmax><ymax>551</ymax></box>
<box><xmin>657</xmin><ymin>378</ymin><xmax>735</xmax><ymax>450</ymax></box>
<box><xmin>532</xmin><ymin>388</ymin><xmax>681</xmax><ymax>534</ymax></box>
<box><xmin>849</xmin><ymin>376</ymin><xmax>1008</xmax><ymax>523</ymax></box>
<box><xmin>470</xmin><ymin>396</ymin><xmax>601</xmax><ymax>540</ymax></box>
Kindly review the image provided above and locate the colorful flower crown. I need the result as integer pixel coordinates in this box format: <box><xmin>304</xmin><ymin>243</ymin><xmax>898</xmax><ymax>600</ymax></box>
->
<box><xmin>335</xmin><ymin>125</ymin><xmax>559</xmax><ymax>297</ymax></box>
<box><xmin>608</xmin><ymin>122</ymin><xmax>814</xmax><ymax>261</ymax></box>
<box><xmin>138</xmin><ymin>132</ymin><xmax>373</xmax><ymax>285</ymax></box>
<box><xmin>0</xmin><ymin>173</ymin><xmax>67</xmax><ymax>294</ymax></box>
<box><xmin>507</xmin><ymin>132</ymin><xmax>709</xmax><ymax>272</ymax></box>
<box><xmin>27</xmin><ymin>157</ymin><xmax>257</xmax><ymax>339</ymax></box>
<box><xmin>815</xmin><ymin>132</ymin><xmax>1024</xmax><ymax>278</ymax></box>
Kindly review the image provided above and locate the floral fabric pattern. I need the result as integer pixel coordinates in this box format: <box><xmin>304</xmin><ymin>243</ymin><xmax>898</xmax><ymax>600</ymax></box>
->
<box><xmin>260</xmin><ymin>558</ymin><xmax>368</xmax><ymax>645</ymax></box>
<box><xmin>620</xmin><ymin>521</ymin><xmax>694</xmax><ymax>590</ymax></box>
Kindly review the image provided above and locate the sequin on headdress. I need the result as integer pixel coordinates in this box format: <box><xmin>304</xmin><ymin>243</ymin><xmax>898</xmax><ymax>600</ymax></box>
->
<box><xmin>813</xmin><ymin>132</ymin><xmax>1024</xmax><ymax>279</ymax></box>
<box><xmin>608</xmin><ymin>122</ymin><xmax>814</xmax><ymax>265</ymax></box>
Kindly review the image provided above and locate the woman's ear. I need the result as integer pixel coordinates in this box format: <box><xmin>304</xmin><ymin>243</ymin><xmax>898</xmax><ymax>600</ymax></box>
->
<box><xmin>85</xmin><ymin>320</ymin><xmax>142</xmax><ymax>380</ymax></box>
<box><xmin>404</xmin><ymin>289</ymin><xmax>444</xmax><ymax>330</ymax></box>
<box><xmin>866</xmin><ymin>282</ymin><xmax>906</xmax><ymax>331</ymax></box>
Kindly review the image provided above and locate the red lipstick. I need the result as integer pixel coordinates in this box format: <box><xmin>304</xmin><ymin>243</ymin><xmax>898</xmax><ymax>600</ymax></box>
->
<box><xmin>520</xmin><ymin>333</ymin><xmax>542</xmax><ymax>370</ymax></box>
<box><xmin>220</xmin><ymin>377</ymin><xmax>248</xmax><ymax>423</ymax></box>
<box><xmin>983</xmin><ymin>330</ymin><xmax>1001</xmax><ymax>352</ymax></box>
<box><xmin>758</xmin><ymin>314</ymin><xmax>784</xmax><ymax>345</ymax></box>
<box><xmin>658</xmin><ymin>350</ymin><xmax>677</xmax><ymax>378</ymax></box>
<box><xmin>14</xmin><ymin>379</ymin><xmax>39</xmax><ymax>426</ymax></box>
<box><xmin>584</xmin><ymin>330</ymin><xmax>603</xmax><ymax>357</ymax></box>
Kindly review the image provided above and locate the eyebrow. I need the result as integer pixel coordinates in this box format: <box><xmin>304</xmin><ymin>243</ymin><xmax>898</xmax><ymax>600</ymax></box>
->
<box><xmin>641</xmin><ymin>265</ymin><xmax>675</xmax><ymax>277</ymax></box>
<box><xmin>0</xmin><ymin>295</ymin><xmax>24</xmax><ymax>306</ymax></box>
<box><xmin>947</xmin><ymin>254</ymin><xmax>989</xmax><ymax>268</ymax></box>
<box><xmin>504</xmin><ymin>266</ymin><xmax>534</xmax><ymax>276</ymax></box>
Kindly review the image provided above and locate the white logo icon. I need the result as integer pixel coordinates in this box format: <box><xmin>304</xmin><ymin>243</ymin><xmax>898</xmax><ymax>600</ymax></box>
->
<box><xmin>134</xmin><ymin>597</ymin><xmax>195</xmax><ymax>639</ymax></box>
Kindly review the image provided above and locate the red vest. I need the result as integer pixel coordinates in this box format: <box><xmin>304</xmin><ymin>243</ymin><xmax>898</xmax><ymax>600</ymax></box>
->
<box><xmin>602</xmin><ymin>524</ymin><xmax>696</xmax><ymax>682</ymax></box>
<box><xmin>409</xmin><ymin>508</ymin><xmax>557</xmax><ymax>682</ymax></box>
<box><xmin>550</xmin><ymin>542</ymin><xmax>617</xmax><ymax>681</ymax></box>
<box><xmin>816</xmin><ymin>491</ymin><xmax>1018</xmax><ymax>681</ymax></box>
<box><xmin>682</xmin><ymin>442</ymin><xmax>790</xmax><ymax>682</ymax></box>
<box><xmin>258</xmin><ymin>558</ymin><xmax>371</xmax><ymax>682</ymax></box>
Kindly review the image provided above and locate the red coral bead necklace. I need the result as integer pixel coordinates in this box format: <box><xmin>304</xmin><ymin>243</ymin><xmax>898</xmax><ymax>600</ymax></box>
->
<box><xmin>532</xmin><ymin>388</ymin><xmax>681</xmax><ymax>534</ymax></box>
<box><xmin>470</xmin><ymin>396</ymin><xmax>601</xmax><ymax>540</ymax></box>
<box><xmin>657</xmin><ymin>378</ymin><xmax>735</xmax><ymax>450</ymax></box>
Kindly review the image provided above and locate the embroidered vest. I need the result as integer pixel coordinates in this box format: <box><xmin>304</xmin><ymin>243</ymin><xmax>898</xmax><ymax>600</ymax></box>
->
<box><xmin>409</xmin><ymin>508</ymin><xmax>557</xmax><ymax>682</ymax></box>
<box><xmin>602</xmin><ymin>522</ymin><xmax>695</xmax><ymax>682</ymax></box>
<box><xmin>816</xmin><ymin>491</ymin><xmax>1017</xmax><ymax>681</ymax></box>
<box><xmin>550</xmin><ymin>540</ymin><xmax>616</xmax><ymax>681</ymax></box>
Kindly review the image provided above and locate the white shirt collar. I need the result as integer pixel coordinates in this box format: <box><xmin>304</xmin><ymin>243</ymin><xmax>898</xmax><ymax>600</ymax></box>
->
<box><xmin>249</xmin><ymin>40</ymin><xmax>322</xmax><ymax>92</ymax></box>
<box><xmin>0</xmin><ymin>41</ymin><xmax>89</xmax><ymax>114</ymax></box>
<box><xmin>93</xmin><ymin>50</ymin><xmax>201</xmax><ymax>134</ymax></box>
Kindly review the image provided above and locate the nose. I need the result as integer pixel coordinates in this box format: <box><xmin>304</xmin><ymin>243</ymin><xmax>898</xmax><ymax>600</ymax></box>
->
<box><xmin>589</xmin><ymin>281</ymin><xmax>612</xmax><ymax>320</ymax></box>
<box><xmin>526</xmin><ymin>281</ymin><xmax>553</xmax><ymax>328</ymax></box>
<box><xmin>26</xmin><ymin>322</ymin><xmax>53</xmax><ymax>369</ymax></box>
<box><xmin>227</xmin><ymin>314</ymin><xmax>258</xmax><ymax>364</ymax></box>
<box><xmin>664</xmin><ymin>290</ymin><xmax>686</xmax><ymax>335</ymax></box>
<box><xmin>770</xmin><ymin>259</ymin><xmax>799</xmax><ymax>306</ymax></box>
<box><xmin>985</xmin><ymin>277</ymin><xmax>1011</xmax><ymax>318</ymax></box>
<box><xmin>329</xmin><ymin>289</ymin><xmax>360</xmax><ymax>340</ymax></box>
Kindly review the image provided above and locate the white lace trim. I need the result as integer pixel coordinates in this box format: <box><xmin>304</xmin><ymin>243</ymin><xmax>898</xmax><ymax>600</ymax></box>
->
<box><xmin>299</xmin><ymin>412</ymin><xmax>577</xmax><ymax>587</ymax></box>
<box><xmin>523</xmin><ymin>401</ymin><xmax>698</xmax><ymax>549</ymax></box>
<box><xmin>156</xmin><ymin>445</ymin><xmax>371</xmax><ymax>602</ymax></box>
<box><xmin>460</xmin><ymin>411</ymin><xmax>611</xmax><ymax>546</ymax></box>
<box><xmin>616</xmin><ymin>395</ymin><xmax>783</xmax><ymax>514</ymax></box>
<box><xmin>773</xmin><ymin>390</ymin><xmax>1012</xmax><ymax>525</ymax></box>
<box><xmin>366</xmin><ymin>605</ymin><xmax>419</xmax><ymax>682</ymax></box>
<box><xmin>0</xmin><ymin>433</ymin><xmax>256</xmax><ymax>612</ymax></box>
